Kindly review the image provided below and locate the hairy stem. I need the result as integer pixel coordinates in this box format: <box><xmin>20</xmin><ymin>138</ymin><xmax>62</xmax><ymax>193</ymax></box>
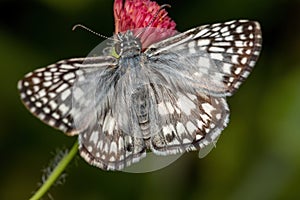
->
<box><xmin>29</xmin><ymin>141</ymin><xmax>79</xmax><ymax>200</ymax></box>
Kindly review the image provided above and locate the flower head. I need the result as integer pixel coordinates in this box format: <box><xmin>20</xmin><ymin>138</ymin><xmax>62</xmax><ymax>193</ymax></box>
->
<box><xmin>114</xmin><ymin>0</ymin><xmax>177</xmax><ymax>49</ymax></box>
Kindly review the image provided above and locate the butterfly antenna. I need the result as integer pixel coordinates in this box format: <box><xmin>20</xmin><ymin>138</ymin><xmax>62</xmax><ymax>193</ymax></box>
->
<box><xmin>72</xmin><ymin>24</ymin><xmax>119</xmax><ymax>41</ymax></box>
<box><xmin>148</xmin><ymin>4</ymin><xmax>171</xmax><ymax>28</ymax></box>
<box><xmin>135</xmin><ymin>4</ymin><xmax>171</xmax><ymax>38</ymax></box>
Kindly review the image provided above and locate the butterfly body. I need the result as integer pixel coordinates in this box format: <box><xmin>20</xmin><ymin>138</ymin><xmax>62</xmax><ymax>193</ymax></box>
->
<box><xmin>18</xmin><ymin>20</ymin><xmax>262</xmax><ymax>170</ymax></box>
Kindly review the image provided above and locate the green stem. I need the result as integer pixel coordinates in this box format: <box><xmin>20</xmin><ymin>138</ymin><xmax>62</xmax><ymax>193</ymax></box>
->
<box><xmin>29</xmin><ymin>141</ymin><xmax>79</xmax><ymax>200</ymax></box>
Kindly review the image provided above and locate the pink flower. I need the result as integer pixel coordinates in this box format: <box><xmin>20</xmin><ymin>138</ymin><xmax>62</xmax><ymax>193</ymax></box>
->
<box><xmin>114</xmin><ymin>0</ymin><xmax>177</xmax><ymax>49</ymax></box>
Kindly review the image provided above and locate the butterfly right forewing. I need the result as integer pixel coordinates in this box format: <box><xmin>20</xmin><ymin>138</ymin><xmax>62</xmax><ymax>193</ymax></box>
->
<box><xmin>145</xmin><ymin>20</ymin><xmax>262</xmax><ymax>96</ymax></box>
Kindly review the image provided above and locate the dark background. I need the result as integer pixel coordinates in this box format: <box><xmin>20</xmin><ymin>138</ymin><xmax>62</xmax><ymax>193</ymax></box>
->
<box><xmin>1</xmin><ymin>0</ymin><xmax>300</xmax><ymax>199</ymax></box>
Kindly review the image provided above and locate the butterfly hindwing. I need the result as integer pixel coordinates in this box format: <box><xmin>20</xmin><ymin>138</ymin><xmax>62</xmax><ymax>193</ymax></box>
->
<box><xmin>148</xmin><ymin>88</ymin><xmax>229</xmax><ymax>155</ymax></box>
<box><xmin>78</xmin><ymin>109</ymin><xmax>146</xmax><ymax>170</ymax></box>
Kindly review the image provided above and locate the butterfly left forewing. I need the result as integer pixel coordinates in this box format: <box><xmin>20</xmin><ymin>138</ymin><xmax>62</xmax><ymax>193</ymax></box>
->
<box><xmin>18</xmin><ymin>56</ymin><xmax>118</xmax><ymax>136</ymax></box>
<box><xmin>18</xmin><ymin>58</ymin><xmax>84</xmax><ymax>135</ymax></box>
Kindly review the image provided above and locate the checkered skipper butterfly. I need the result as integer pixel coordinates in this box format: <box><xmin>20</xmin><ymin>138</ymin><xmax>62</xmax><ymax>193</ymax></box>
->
<box><xmin>18</xmin><ymin>20</ymin><xmax>262</xmax><ymax>170</ymax></box>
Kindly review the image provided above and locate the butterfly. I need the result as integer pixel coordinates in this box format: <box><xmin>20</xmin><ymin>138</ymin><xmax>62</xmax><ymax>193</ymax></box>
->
<box><xmin>18</xmin><ymin>19</ymin><xmax>262</xmax><ymax>170</ymax></box>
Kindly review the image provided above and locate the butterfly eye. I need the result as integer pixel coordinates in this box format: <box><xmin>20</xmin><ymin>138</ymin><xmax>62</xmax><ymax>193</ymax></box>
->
<box><xmin>114</xmin><ymin>42</ymin><xmax>122</xmax><ymax>55</ymax></box>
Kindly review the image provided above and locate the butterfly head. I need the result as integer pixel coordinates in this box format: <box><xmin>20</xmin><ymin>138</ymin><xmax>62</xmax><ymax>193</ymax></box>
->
<box><xmin>115</xmin><ymin>30</ymin><xmax>142</xmax><ymax>58</ymax></box>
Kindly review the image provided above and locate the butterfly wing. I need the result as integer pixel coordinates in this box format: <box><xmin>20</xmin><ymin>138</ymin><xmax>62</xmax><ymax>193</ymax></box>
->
<box><xmin>142</xmin><ymin>20</ymin><xmax>261</xmax><ymax>154</ymax></box>
<box><xmin>18</xmin><ymin>56</ymin><xmax>148</xmax><ymax>170</ymax></box>
<box><xmin>149</xmin><ymin>91</ymin><xmax>229</xmax><ymax>155</ymax></box>
<box><xmin>78</xmin><ymin>108</ymin><xmax>146</xmax><ymax>170</ymax></box>
<box><xmin>18</xmin><ymin>56</ymin><xmax>118</xmax><ymax>135</ymax></box>
<box><xmin>144</xmin><ymin>20</ymin><xmax>262</xmax><ymax>96</ymax></box>
<box><xmin>18</xmin><ymin>58</ymin><xmax>80</xmax><ymax>135</ymax></box>
<box><xmin>18</xmin><ymin>20</ymin><xmax>263</xmax><ymax>170</ymax></box>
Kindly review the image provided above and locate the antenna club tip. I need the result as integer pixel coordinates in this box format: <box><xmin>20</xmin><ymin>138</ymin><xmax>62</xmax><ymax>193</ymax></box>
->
<box><xmin>72</xmin><ymin>24</ymin><xmax>81</xmax><ymax>31</ymax></box>
<box><xmin>161</xmin><ymin>4</ymin><xmax>171</xmax><ymax>9</ymax></box>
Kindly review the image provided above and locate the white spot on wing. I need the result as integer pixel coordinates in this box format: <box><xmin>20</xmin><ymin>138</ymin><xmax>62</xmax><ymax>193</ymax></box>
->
<box><xmin>48</xmin><ymin>100</ymin><xmax>57</xmax><ymax>110</ymax></box>
<box><xmin>197</xmin><ymin>39</ymin><xmax>211</xmax><ymax>46</ymax></box>
<box><xmin>249</xmin><ymin>60</ymin><xmax>256</xmax><ymax>67</ymax></box>
<box><xmin>32</xmin><ymin>77</ymin><xmax>41</xmax><ymax>84</ymax></box>
<box><xmin>196</xmin><ymin>119</ymin><xmax>204</xmax><ymax>130</ymax></box>
<box><xmin>195</xmin><ymin>134</ymin><xmax>203</xmax><ymax>140</ymax></box>
<box><xmin>202</xmin><ymin>103</ymin><xmax>215</xmax><ymax>117</ymax></box>
<box><xmin>213</xmin><ymin>42</ymin><xmax>231</xmax><ymax>46</ymax></box>
<box><xmin>26</xmin><ymin>89</ymin><xmax>32</xmax><ymax>95</ymax></box>
<box><xmin>90</xmin><ymin>131</ymin><xmax>98</xmax><ymax>144</ymax></box>
<box><xmin>48</xmin><ymin>119</ymin><xmax>55</xmax><ymax>126</ymax></box>
<box><xmin>235</xmin><ymin>41</ymin><xmax>245</xmax><ymax>47</ymax></box>
<box><xmin>186</xmin><ymin>121</ymin><xmax>197</xmax><ymax>134</ymax></box>
<box><xmin>63</xmin><ymin>73</ymin><xmax>75</xmax><ymax>81</ymax></box>
<box><xmin>209</xmin><ymin>46</ymin><xmax>225</xmax><ymax>52</ymax></box>
<box><xmin>43</xmin><ymin>107</ymin><xmax>50</xmax><ymax>114</ymax></box>
<box><xmin>35</xmin><ymin>101</ymin><xmax>42</xmax><ymax>108</ymax></box>
<box><xmin>231</xmin><ymin>55</ymin><xmax>239</xmax><ymax>64</ymax></box>
<box><xmin>110</xmin><ymin>142</ymin><xmax>118</xmax><ymax>154</ymax></box>
<box><xmin>56</xmin><ymin>83</ymin><xmax>68</xmax><ymax>93</ymax></box>
<box><xmin>61</xmin><ymin>89</ymin><xmax>71</xmax><ymax>101</ymax></box>
<box><xmin>177</xmin><ymin>94</ymin><xmax>196</xmax><ymax>115</ymax></box>
<box><xmin>58</xmin><ymin>103</ymin><xmax>69</xmax><ymax>115</ymax></box>
<box><xmin>220</xmin><ymin>26</ymin><xmax>229</xmax><ymax>33</ymax></box>
<box><xmin>236</xmin><ymin>25</ymin><xmax>244</xmax><ymax>33</ymax></box>
<box><xmin>37</xmin><ymin>89</ymin><xmax>46</xmax><ymax>97</ymax></box>
<box><xmin>103</xmin><ymin>143</ymin><xmax>109</xmax><ymax>153</ymax></box>
<box><xmin>194</xmin><ymin>29</ymin><xmax>209</xmax><ymax>38</ymax></box>
<box><xmin>165</xmin><ymin>102</ymin><xmax>174</xmax><ymax>114</ymax></box>
<box><xmin>38</xmin><ymin>113</ymin><xmax>46</xmax><ymax>120</ymax></box>
<box><xmin>43</xmin><ymin>81</ymin><xmax>52</xmax><ymax>87</ymax></box>
<box><xmin>225</xmin><ymin>36</ymin><xmax>234</xmax><ymax>41</ymax></box>
<box><xmin>52</xmin><ymin>112</ymin><xmax>60</xmax><ymax>120</ymax></box>
<box><xmin>176</xmin><ymin>122</ymin><xmax>186</xmax><ymax>135</ymax></box>
<box><xmin>25</xmin><ymin>72</ymin><xmax>33</xmax><ymax>78</ymax></box>
<box><xmin>235</xmin><ymin>67</ymin><xmax>242</xmax><ymax>75</ymax></box>
<box><xmin>162</xmin><ymin>125</ymin><xmax>173</xmax><ymax>135</ymax></box>
<box><xmin>212</xmin><ymin>26</ymin><xmax>221</xmax><ymax>32</ymax></box>
<box><xmin>103</xmin><ymin>115</ymin><xmax>116</xmax><ymax>135</ymax></box>
<box><xmin>200</xmin><ymin>113</ymin><xmax>210</xmax><ymax>124</ymax></box>
<box><xmin>210</xmin><ymin>53</ymin><xmax>223</xmax><ymax>61</ymax></box>
<box><xmin>242</xmin><ymin>71</ymin><xmax>250</xmax><ymax>78</ymax></box>
<box><xmin>188</xmin><ymin>42</ymin><xmax>196</xmax><ymax>54</ymax></box>
<box><xmin>87</xmin><ymin>146</ymin><xmax>93</xmax><ymax>152</ymax></box>
<box><xmin>118</xmin><ymin>137</ymin><xmax>124</xmax><ymax>151</ymax></box>
<box><xmin>222</xmin><ymin>63</ymin><xmax>232</xmax><ymax>74</ymax></box>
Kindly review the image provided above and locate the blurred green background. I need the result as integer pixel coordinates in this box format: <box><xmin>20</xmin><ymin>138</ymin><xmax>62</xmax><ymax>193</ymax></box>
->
<box><xmin>1</xmin><ymin>0</ymin><xmax>300</xmax><ymax>199</ymax></box>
